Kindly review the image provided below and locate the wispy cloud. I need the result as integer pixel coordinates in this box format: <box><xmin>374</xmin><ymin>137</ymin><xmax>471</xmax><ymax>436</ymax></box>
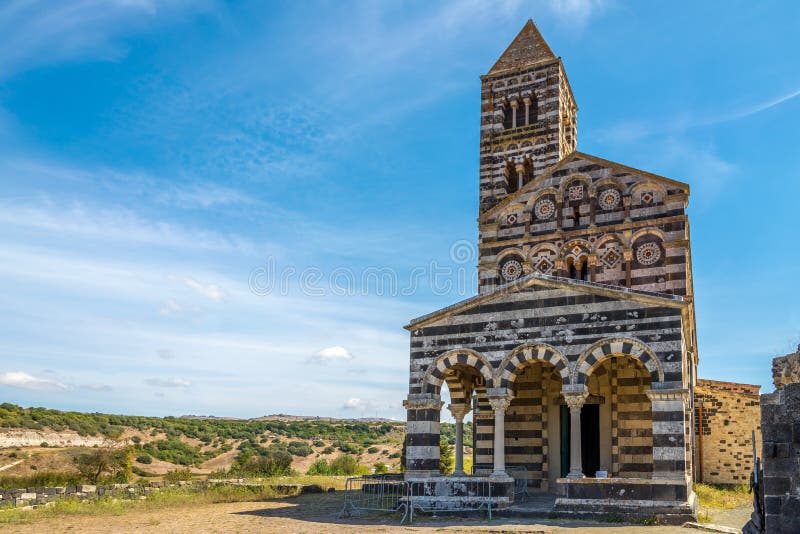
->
<box><xmin>81</xmin><ymin>383</ymin><xmax>113</xmax><ymax>392</ymax></box>
<box><xmin>0</xmin><ymin>371</ymin><xmax>70</xmax><ymax>391</ymax></box>
<box><xmin>184</xmin><ymin>278</ymin><xmax>226</xmax><ymax>302</ymax></box>
<box><xmin>146</xmin><ymin>377</ymin><xmax>191</xmax><ymax>388</ymax></box>
<box><xmin>0</xmin><ymin>0</ymin><xmax>216</xmax><ymax>79</ymax></box>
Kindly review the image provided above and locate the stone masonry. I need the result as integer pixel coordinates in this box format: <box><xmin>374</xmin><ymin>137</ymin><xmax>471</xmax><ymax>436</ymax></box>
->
<box><xmin>749</xmin><ymin>346</ymin><xmax>800</xmax><ymax>533</ymax></box>
<box><xmin>694</xmin><ymin>379</ymin><xmax>761</xmax><ymax>485</ymax></box>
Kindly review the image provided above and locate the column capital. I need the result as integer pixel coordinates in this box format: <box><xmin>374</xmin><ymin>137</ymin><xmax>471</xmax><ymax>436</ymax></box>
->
<box><xmin>623</xmin><ymin>248</ymin><xmax>634</xmax><ymax>262</ymax></box>
<box><xmin>447</xmin><ymin>403</ymin><xmax>471</xmax><ymax>421</ymax></box>
<box><xmin>404</xmin><ymin>394</ymin><xmax>443</xmax><ymax>411</ymax></box>
<box><xmin>563</xmin><ymin>390</ymin><xmax>589</xmax><ymax>411</ymax></box>
<box><xmin>488</xmin><ymin>396</ymin><xmax>512</xmax><ymax>412</ymax></box>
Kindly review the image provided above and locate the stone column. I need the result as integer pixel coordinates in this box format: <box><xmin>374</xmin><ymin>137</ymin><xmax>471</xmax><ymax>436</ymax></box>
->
<box><xmin>448</xmin><ymin>403</ymin><xmax>471</xmax><ymax>476</ymax></box>
<box><xmin>510</xmin><ymin>101</ymin><xmax>518</xmax><ymax>128</ymax></box>
<box><xmin>646</xmin><ymin>388</ymin><xmax>690</xmax><ymax>479</ymax></box>
<box><xmin>515</xmin><ymin>162</ymin><xmax>526</xmax><ymax>191</ymax></box>
<box><xmin>523</xmin><ymin>97</ymin><xmax>531</xmax><ymax>126</ymax></box>
<box><xmin>589</xmin><ymin>191</ymin><xmax>597</xmax><ymax>227</ymax></box>
<box><xmin>488</xmin><ymin>396</ymin><xmax>512</xmax><ymax>477</ymax></box>
<box><xmin>403</xmin><ymin>394</ymin><xmax>444</xmax><ymax>477</ymax></box>
<box><xmin>564</xmin><ymin>389</ymin><xmax>589</xmax><ymax>478</ymax></box>
<box><xmin>588</xmin><ymin>254</ymin><xmax>598</xmax><ymax>283</ymax></box>
<box><xmin>624</xmin><ymin>248</ymin><xmax>633</xmax><ymax>288</ymax></box>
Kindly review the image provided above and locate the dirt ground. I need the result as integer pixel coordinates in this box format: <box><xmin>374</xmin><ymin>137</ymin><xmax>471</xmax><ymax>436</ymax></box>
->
<box><xmin>3</xmin><ymin>493</ymin><xmax>751</xmax><ymax>534</ymax></box>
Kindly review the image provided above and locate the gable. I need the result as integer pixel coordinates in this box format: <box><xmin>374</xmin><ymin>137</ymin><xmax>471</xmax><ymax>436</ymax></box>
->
<box><xmin>406</xmin><ymin>274</ymin><xmax>685</xmax><ymax>330</ymax></box>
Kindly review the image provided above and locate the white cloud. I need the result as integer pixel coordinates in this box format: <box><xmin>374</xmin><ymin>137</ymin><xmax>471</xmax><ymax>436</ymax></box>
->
<box><xmin>310</xmin><ymin>346</ymin><xmax>354</xmax><ymax>363</ymax></box>
<box><xmin>0</xmin><ymin>371</ymin><xmax>70</xmax><ymax>392</ymax></box>
<box><xmin>342</xmin><ymin>397</ymin><xmax>370</xmax><ymax>410</ymax></box>
<box><xmin>184</xmin><ymin>278</ymin><xmax>226</xmax><ymax>302</ymax></box>
<box><xmin>145</xmin><ymin>377</ymin><xmax>191</xmax><ymax>388</ymax></box>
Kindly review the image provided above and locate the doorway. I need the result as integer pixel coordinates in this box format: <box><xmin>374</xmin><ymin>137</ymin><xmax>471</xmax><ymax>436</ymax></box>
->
<box><xmin>559</xmin><ymin>403</ymin><xmax>601</xmax><ymax>477</ymax></box>
<box><xmin>581</xmin><ymin>404</ymin><xmax>600</xmax><ymax>477</ymax></box>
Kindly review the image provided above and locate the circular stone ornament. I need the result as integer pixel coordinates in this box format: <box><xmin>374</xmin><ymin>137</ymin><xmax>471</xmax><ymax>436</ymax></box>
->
<box><xmin>636</xmin><ymin>242</ymin><xmax>662</xmax><ymax>266</ymax></box>
<box><xmin>500</xmin><ymin>259</ymin><xmax>523</xmax><ymax>281</ymax></box>
<box><xmin>534</xmin><ymin>198</ymin><xmax>555</xmax><ymax>220</ymax></box>
<box><xmin>599</xmin><ymin>188</ymin><xmax>621</xmax><ymax>210</ymax></box>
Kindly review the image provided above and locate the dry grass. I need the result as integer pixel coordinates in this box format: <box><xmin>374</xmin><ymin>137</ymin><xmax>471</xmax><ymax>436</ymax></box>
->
<box><xmin>0</xmin><ymin>476</ymin><xmax>346</xmax><ymax>526</ymax></box>
<box><xmin>694</xmin><ymin>483</ymin><xmax>751</xmax><ymax>509</ymax></box>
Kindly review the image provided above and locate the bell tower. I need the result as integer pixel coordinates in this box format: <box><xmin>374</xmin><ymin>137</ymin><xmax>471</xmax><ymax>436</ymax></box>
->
<box><xmin>479</xmin><ymin>20</ymin><xmax>578</xmax><ymax>213</ymax></box>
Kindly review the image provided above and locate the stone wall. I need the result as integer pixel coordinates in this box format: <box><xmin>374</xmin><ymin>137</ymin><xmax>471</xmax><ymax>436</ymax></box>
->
<box><xmin>759</xmin><ymin>348</ymin><xmax>800</xmax><ymax>533</ymax></box>
<box><xmin>694</xmin><ymin>379</ymin><xmax>761</xmax><ymax>485</ymax></box>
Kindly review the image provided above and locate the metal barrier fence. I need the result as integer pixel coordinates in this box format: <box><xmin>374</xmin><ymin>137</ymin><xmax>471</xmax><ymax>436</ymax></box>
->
<box><xmin>340</xmin><ymin>475</ymin><xmax>496</xmax><ymax>524</ymax></box>
<box><xmin>406</xmin><ymin>478</ymin><xmax>493</xmax><ymax>522</ymax></box>
<box><xmin>339</xmin><ymin>474</ymin><xmax>410</xmax><ymax>523</ymax></box>
<box><xmin>505</xmin><ymin>466</ymin><xmax>530</xmax><ymax>501</ymax></box>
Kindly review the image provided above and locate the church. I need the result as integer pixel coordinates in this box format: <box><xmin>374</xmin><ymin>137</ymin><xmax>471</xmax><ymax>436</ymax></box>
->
<box><xmin>401</xmin><ymin>20</ymin><xmax>731</xmax><ymax>520</ymax></box>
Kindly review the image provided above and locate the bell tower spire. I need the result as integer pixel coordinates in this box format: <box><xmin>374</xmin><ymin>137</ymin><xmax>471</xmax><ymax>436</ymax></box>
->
<box><xmin>479</xmin><ymin>20</ymin><xmax>578</xmax><ymax>213</ymax></box>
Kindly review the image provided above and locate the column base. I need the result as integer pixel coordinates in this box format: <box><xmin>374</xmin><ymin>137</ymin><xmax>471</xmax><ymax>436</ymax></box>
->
<box><xmin>566</xmin><ymin>472</ymin><xmax>585</xmax><ymax>479</ymax></box>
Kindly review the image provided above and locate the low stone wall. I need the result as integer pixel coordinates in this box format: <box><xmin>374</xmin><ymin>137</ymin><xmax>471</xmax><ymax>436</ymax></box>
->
<box><xmin>0</xmin><ymin>481</ymin><xmax>176</xmax><ymax>509</ymax></box>
<box><xmin>554</xmin><ymin>477</ymin><xmax>697</xmax><ymax>524</ymax></box>
<box><xmin>0</xmin><ymin>479</ymin><xmax>328</xmax><ymax>511</ymax></box>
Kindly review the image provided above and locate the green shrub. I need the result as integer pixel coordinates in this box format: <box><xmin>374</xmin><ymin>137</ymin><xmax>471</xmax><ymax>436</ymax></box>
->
<box><xmin>163</xmin><ymin>468</ymin><xmax>194</xmax><ymax>483</ymax></box>
<box><xmin>389</xmin><ymin>452</ymin><xmax>401</xmax><ymax>459</ymax></box>
<box><xmin>329</xmin><ymin>455</ymin><xmax>369</xmax><ymax>476</ymax></box>
<box><xmin>232</xmin><ymin>448</ymin><xmax>293</xmax><ymax>477</ymax></box>
<box><xmin>374</xmin><ymin>462</ymin><xmax>388</xmax><ymax>474</ymax></box>
<box><xmin>73</xmin><ymin>447</ymin><xmax>132</xmax><ymax>484</ymax></box>
<box><xmin>136</xmin><ymin>454</ymin><xmax>152</xmax><ymax>464</ymax></box>
<box><xmin>323</xmin><ymin>446</ymin><xmax>335</xmax><ymax>454</ymax></box>
<box><xmin>0</xmin><ymin>472</ymin><xmax>83</xmax><ymax>489</ymax></box>
<box><xmin>131</xmin><ymin>436</ymin><xmax>141</xmax><ymax>444</ymax></box>
<box><xmin>287</xmin><ymin>441</ymin><xmax>313</xmax><ymax>457</ymax></box>
<box><xmin>367</xmin><ymin>446</ymin><xmax>379</xmax><ymax>454</ymax></box>
<box><xmin>39</xmin><ymin>442</ymin><xmax>49</xmax><ymax>448</ymax></box>
<box><xmin>306</xmin><ymin>459</ymin><xmax>331</xmax><ymax>476</ymax></box>
<box><xmin>313</xmin><ymin>440</ymin><xmax>325</xmax><ymax>447</ymax></box>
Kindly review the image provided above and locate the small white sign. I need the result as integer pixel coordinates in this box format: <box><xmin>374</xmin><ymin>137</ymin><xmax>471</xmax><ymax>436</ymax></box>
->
<box><xmin>595</xmin><ymin>470</ymin><xmax>609</xmax><ymax>478</ymax></box>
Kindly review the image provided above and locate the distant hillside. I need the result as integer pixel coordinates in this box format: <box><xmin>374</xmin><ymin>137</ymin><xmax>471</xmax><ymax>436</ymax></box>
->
<box><xmin>0</xmin><ymin>404</ymin><xmax>471</xmax><ymax>481</ymax></box>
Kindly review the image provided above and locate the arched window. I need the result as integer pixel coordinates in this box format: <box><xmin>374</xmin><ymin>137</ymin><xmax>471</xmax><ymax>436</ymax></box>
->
<box><xmin>505</xmin><ymin>161</ymin><xmax>520</xmax><ymax>194</ymax></box>
<box><xmin>502</xmin><ymin>102</ymin><xmax>513</xmax><ymax>130</ymax></box>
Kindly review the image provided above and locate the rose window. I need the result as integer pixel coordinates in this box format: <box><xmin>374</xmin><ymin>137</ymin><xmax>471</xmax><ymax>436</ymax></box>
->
<box><xmin>534</xmin><ymin>199</ymin><xmax>555</xmax><ymax>220</ymax></box>
<box><xmin>636</xmin><ymin>242</ymin><xmax>662</xmax><ymax>266</ymax></box>
<box><xmin>500</xmin><ymin>260</ymin><xmax>523</xmax><ymax>281</ymax></box>
<box><xmin>599</xmin><ymin>189</ymin><xmax>621</xmax><ymax>210</ymax></box>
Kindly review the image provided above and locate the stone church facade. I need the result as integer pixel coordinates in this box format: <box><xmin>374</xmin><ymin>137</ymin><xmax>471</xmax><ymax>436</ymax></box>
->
<box><xmin>403</xmin><ymin>20</ymin><xmax>706</xmax><ymax>519</ymax></box>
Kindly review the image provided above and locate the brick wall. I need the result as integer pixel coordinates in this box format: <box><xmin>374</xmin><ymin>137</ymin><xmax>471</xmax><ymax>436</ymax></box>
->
<box><xmin>694</xmin><ymin>379</ymin><xmax>761</xmax><ymax>485</ymax></box>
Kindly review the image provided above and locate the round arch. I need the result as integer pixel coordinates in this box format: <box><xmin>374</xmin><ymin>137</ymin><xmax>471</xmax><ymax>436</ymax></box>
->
<box><xmin>572</xmin><ymin>337</ymin><xmax>664</xmax><ymax>385</ymax></box>
<box><xmin>422</xmin><ymin>349</ymin><xmax>494</xmax><ymax>394</ymax></box>
<box><xmin>494</xmin><ymin>343</ymin><xmax>571</xmax><ymax>388</ymax></box>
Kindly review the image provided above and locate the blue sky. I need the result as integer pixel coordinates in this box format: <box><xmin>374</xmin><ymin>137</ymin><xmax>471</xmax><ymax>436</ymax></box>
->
<box><xmin>1</xmin><ymin>0</ymin><xmax>798</xmax><ymax>420</ymax></box>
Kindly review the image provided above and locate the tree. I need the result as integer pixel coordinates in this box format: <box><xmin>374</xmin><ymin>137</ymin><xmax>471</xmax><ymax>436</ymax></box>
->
<box><xmin>374</xmin><ymin>462</ymin><xmax>388</xmax><ymax>474</ymax></box>
<box><xmin>439</xmin><ymin>438</ymin><xmax>454</xmax><ymax>475</ymax></box>
<box><xmin>73</xmin><ymin>447</ymin><xmax>132</xmax><ymax>484</ymax></box>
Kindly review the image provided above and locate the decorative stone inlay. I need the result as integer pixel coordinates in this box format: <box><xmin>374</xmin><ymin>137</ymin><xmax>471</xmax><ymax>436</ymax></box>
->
<box><xmin>534</xmin><ymin>257</ymin><xmax>554</xmax><ymax>274</ymax></box>
<box><xmin>601</xmin><ymin>248</ymin><xmax>621</xmax><ymax>268</ymax></box>
<box><xmin>641</xmin><ymin>190</ymin><xmax>655</xmax><ymax>205</ymax></box>
<box><xmin>568</xmin><ymin>184</ymin><xmax>584</xmax><ymax>201</ymax></box>
<box><xmin>505</xmin><ymin>213</ymin><xmax>518</xmax><ymax>225</ymax></box>
<box><xmin>636</xmin><ymin>242</ymin><xmax>662</xmax><ymax>266</ymax></box>
<box><xmin>599</xmin><ymin>188</ymin><xmax>621</xmax><ymax>210</ymax></box>
<box><xmin>500</xmin><ymin>259</ymin><xmax>523</xmax><ymax>281</ymax></box>
<box><xmin>534</xmin><ymin>198</ymin><xmax>555</xmax><ymax>220</ymax></box>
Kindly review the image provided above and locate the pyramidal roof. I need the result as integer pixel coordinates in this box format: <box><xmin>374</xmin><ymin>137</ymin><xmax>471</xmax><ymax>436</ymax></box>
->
<box><xmin>488</xmin><ymin>19</ymin><xmax>556</xmax><ymax>75</ymax></box>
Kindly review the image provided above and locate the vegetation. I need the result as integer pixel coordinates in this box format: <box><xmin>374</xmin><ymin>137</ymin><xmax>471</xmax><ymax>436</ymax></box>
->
<box><xmin>439</xmin><ymin>438</ymin><xmax>454</xmax><ymax>475</ymax></box>
<box><xmin>694</xmin><ymin>483</ymin><xmax>751</xmax><ymax>509</ymax></box>
<box><xmin>0</xmin><ymin>472</ymin><xmax>83</xmax><ymax>489</ymax></box>
<box><xmin>440</xmin><ymin>421</ymin><xmax>473</xmax><ymax>448</ymax></box>
<box><xmin>163</xmin><ymin>468</ymin><xmax>194</xmax><ymax>484</ymax></box>
<box><xmin>73</xmin><ymin>447</ymin><xmax>132</xmax><ymax>484</ymax></box>
<box><xmin>306</xmin><ymin>455</ymin><xmax>369</xmax><ymax>476</ymax></box>
<box><xmin>0</xmin><ymin>403</ymin><xmax>400</xmax><ymax>444</ymax></box>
